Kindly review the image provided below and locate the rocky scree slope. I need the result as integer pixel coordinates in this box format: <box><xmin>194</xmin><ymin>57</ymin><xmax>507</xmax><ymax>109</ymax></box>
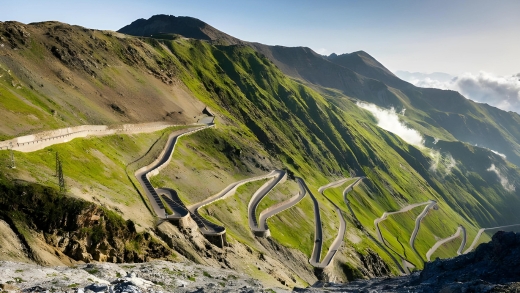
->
<box><xmin>0</xmin><ymin>175</ymin><xmax>173</xmax><ymax>265</ymax></box>
<box><xmin>0</xmin><ymin>260</ymin><xmax>282</xmax><ymax>293</ymax></box>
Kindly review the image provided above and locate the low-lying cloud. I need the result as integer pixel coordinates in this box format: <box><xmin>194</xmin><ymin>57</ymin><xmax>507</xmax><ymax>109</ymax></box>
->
<box><xmin>429</xmin><ymin>151</ymin><xmax>456</xmax><ymax>177</ymax></box>
<box><xmin>455</xmin><ymin>72</ymin><xmax>520</xmax><ymax>113</ymax></box>
<box><xmin>490</xmin><ymin>149</ymin><xmax>507</xmax><ymax>159</ymax></box>
<box><xmin>356</xmin><ymin>102</ymin><xmax>462</xmax><ymax>176</ymax></box>
<box><xmin>487</xmin><ymin>164</ymin><xmax>515</xmax><ymax>192</ymax></box>
<box><xmin>397</xmin><ymin>71</ymin><xmax>520</xmax><ymax>114</ymax></box>
<box><xmin>356</xmin><ymin>102</ymin><xmax>424</xmax><ymax>147</ymax></box>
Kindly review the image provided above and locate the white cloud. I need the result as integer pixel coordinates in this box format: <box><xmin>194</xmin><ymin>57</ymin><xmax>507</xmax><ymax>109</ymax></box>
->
<box><xmin>490</xmin><ymin>149</ymin><xmax>507</xmax><ymax>159</ymax></box>
<box><xmin>398</xmin><ymin>71</ymin><xmax>520</xmax><ymax>114</ymax></box>
<box><xmin>429</xmin><ymin>151</ymin><xmax>441</xmax><ymax>172</ymax></box>
<box><xmin>410</xmin><ymin>77</ymin><xmax>452</xmax><ymax>90</ymax></box>
<box><xmin>357</xmin><ymin>102</ymin><xmax>424</xmax><ymax>147</ymax></box>
<box><xmin>356</xmin><ymin>102</ymin><xmax>463</xmax><ymax>177</ymax></box>
<box><xmin>454</xmin><ymin>72</ymin><xmax>520</xmax><ymax>113</ymax></box>
<box><xmin>487</xmin><ymin>164</ymin><xmax>515</xmax><ymax>192</ymax></box>
<box><xmin>315</xmin><ymin>48</ymin><xmax>329</xmax><ymax>55</ymax></box>
<box><xmin>429</xmin><ymin>150</ymin><xmax>456</xmax><ymax>177</ymax></box>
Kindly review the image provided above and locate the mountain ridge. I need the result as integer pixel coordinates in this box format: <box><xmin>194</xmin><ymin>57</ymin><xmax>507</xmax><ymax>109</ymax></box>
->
<box><xmin>116</xmin><ymin>15</ymin><xmax>520</xmax><ymax>169</ymax></box>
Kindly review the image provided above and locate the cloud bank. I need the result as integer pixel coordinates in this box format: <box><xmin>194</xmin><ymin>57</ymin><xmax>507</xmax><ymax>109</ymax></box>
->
<box><xmin>487</xmin><ymin>164</ymin><xmax>515</xmax><ymax>192</ymax></box>
<box><xmin>397</xmin><ymin>71</ymin><xmax>520</xmax><ymax>114</ymax></box>
<box><xmin>357</xmin><ymin>102</ymin><xmax>424</xmax><ymax>147</ymax></box>
<box><xmin>356</xmin><ymin>102</ymin><xmax>461</xmax><ymax>177</ymax></box>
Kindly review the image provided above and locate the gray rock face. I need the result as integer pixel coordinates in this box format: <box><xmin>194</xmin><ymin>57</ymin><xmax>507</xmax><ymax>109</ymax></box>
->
<box><xmin>0</xmin><ymin>260</ymin><xmax>288</xmax><ymax>293</ymax></box>
<box><xmin>294</xmin><ymin>231</ymin><xmax>520</xmax><ymax>293</ymax></box>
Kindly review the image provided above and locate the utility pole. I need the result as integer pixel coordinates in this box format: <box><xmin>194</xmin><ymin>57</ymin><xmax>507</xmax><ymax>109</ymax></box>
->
<box><xmin>9</xmin><ymin>142</ymin><xmax>15</xmax><ymax>169</ymax></box>
<box><xmin>55</xmin><ymin>152</ymin><xmax>60</xmax><ymax>177</ymax></box>
<box><xmin>56</xmin><ymin>152</ymin><xmax>65</xmax><ymax>193</ymax></box>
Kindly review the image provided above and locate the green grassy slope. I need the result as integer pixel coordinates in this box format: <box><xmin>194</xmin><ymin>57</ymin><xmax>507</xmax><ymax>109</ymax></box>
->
<box><xmin>143</xmin><ymin>37</ymin><xmax>520</xmax><ymax>269</ymax></box>
<box><xmin>0</xmin><ymin>127</ymin><xmax>189</xmax><ymax>229</ymax></box>
<box><xmin>2</xmin><ymin>20</ymin><xmax>520</xmax><ymax>278</ymax></box>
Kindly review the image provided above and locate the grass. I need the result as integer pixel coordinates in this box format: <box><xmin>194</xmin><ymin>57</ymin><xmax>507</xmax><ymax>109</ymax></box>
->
<box><xmin>84</xmin><ymin>268</ymin><xmax>100</xmax><ymax>275</ymax></box>
<box><xmin>0</xmin><ymin>30</ymin><xmax>517</xmax><ymax>280</ymax></box>
<box><xmin>200</xmin><ymin>179</ymin><xmax>270</xmax><ymax>249</ymax></box>
<box><xmin>0</xmin><ymin>126</ymin><xmax>188</xmax><ymax>228</ymax></box>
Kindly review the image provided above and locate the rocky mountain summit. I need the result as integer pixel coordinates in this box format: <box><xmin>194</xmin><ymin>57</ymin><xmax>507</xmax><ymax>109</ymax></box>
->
<box><xmin>295</xmin><ymin>231</ymin><xmax>520</xmax><ymax>292</ymax></box>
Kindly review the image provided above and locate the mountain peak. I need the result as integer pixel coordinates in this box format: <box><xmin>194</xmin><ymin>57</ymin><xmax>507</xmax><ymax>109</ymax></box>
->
<box><xmin>118</xmin><ymin>14</ymin><xmax>242</xmax><ymax>45</ymax></box>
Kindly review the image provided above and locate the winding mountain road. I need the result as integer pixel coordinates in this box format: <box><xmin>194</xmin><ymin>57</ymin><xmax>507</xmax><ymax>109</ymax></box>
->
<box><xmin>425</xmin><ymin>225</ymin><xmax>466</xmax><ymax>261</ymax></box>
<box><xmin>312</xmin><ymin>178</ymin><xmax>357</xmax><ymax>268</ymax></box>
<box><xmin>248</xmin><ymin>170</ymin><xmax>287</xmax><ymax>234</ymax></box>
<box><xmin>6</xmin><ymin>121</ymin><xmax>520</xmax><ymax>272</ymax></box>
<box><xmin>374</xmin><ymin>201</ymin><xmax>434</xmax><ymax>244</ymax></box>
<box><xmin>135</xmin><ymin>125</ymin><xmax>214</xmax><ymax>219</ymax></box>
<box><xmin>464</xmin><ymin>224</ymin><xmax>520</xmax><ymax>254</ymax></box>
<box><xmin>187</xmin><ymin>170</ymin><xmax>285</xmax><ymax>235</ymax></box>
<box><xmin>306</xmin><ymin>179</ymin><xmax>323</xmax><ymax>267</ymax></box>
<box><xmin>0</xmin><ymin>122</ymin><xmax>177</xmax><ymax>152</ymax></box>
<box><xmin>409</xmin><ymin>200</ymin><xmax>438</xmax><ymax>262</ymax></box>
<box><xmin>255</xmin><ymin>178</ymin><xmax>307</xmax><ymax>233</ymax></box>
<box><xmin>342</xmin><ymin>177</ymin><xmax>412</xmax><ymax>275</ymax></box>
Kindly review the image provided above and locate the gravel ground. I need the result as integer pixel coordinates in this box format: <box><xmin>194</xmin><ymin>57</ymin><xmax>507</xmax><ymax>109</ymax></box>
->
<box><xmin>0</xmin><ymin>260</ymin><xmax>289</xmax><ymax>293</ymax></box>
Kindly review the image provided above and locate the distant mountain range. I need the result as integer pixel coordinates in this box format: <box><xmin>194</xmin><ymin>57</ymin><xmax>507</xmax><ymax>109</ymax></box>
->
<box><xmin>119</xmin><ymin>15</ymin><xmax>520</xmax><ymax>168</ymax></box>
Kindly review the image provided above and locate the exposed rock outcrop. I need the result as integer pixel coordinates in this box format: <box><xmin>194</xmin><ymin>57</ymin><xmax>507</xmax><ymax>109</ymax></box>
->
<box><xmin>0</xmin><ymin>179</ymin><xmax>174</xmax><ymax>265</ymax></box>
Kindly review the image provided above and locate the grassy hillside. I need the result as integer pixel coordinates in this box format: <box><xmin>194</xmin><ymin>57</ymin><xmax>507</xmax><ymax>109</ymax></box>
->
<box><xmin>1</xmin><ymin>20</ymin><xmax>520</xmax><ymax>283</ymax></box>
<box><xmin>0</xmin><ymin>21</ymin><xmax>206</xmax><ymax>139</ymax></box>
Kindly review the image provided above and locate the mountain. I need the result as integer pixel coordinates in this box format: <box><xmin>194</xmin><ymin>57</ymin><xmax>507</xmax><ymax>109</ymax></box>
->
<box><xmin>1</xmin><ymin>16</ymin><xmax>520</xmax><ymax>289</ymax></box>
<box><xmin>326</xmin><ymin>51</ymin><xmax>411</xmax><ymax>89</ymax></box>
<box><xmin>118</xmin><ymin>14</ymin><xmax>243</xmax><ymax>45</ymax></box>
<box><xmin>117</xmin><ymin>15</ymin><xmax>520</xmax><ymax>169</ymax></box>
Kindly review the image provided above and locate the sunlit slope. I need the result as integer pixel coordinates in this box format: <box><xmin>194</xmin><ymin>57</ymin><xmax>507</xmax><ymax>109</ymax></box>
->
<box><xmin>2</xmin><ymin>19</ymin><xmax>520</xmax><ymax>275</ymax></box>
<box><xmin>0</xmin><ymin>21</ymin><xmax>205</xmax><ymax>140</ymax></box>
<box><xmin>144</xmin><ymin>37</ymin><xmax>520</xmax><ymax>267</ymax></box>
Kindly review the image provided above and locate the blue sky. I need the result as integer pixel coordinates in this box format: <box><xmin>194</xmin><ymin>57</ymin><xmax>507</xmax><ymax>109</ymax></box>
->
<box><xmin>2</xmin><ymin>0</ymin><xmax>520</xmax><ymax>75</ymax></box>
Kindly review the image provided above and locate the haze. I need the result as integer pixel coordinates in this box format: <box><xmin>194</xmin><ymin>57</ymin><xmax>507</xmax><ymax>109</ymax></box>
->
<box><xmin>2</xmin><ymin>0</ymin><xmax>520</xmax><ymax>76</ymax></box>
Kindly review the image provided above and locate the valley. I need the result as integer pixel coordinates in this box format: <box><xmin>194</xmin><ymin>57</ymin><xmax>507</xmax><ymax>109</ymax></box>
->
<box><xmin>1</xmin><ymin>15</ymin><xmax>520</xmax><ymax>292</ymax></box>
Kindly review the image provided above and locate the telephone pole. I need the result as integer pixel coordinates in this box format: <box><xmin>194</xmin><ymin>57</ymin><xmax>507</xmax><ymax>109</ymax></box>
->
<box><xmin>55</xmin><ymin>152</ymin><xmax>59</xmax><ymax>177</ymax></box>
<box><xmin>9</xmin><ymin>143</ymin><xmax>15</xmax><ymax>169</ymax></box>
<box><xmin>56</xmin><ymin>152</ymin><xmax>65</xmax><ymax>193</ymax></box>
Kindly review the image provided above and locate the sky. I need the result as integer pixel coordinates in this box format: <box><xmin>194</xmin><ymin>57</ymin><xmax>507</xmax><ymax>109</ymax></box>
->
<box><xmin>2</xmin><ymin>0</ymin><xmax>520</xmax><ymax>75</ymax></box>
